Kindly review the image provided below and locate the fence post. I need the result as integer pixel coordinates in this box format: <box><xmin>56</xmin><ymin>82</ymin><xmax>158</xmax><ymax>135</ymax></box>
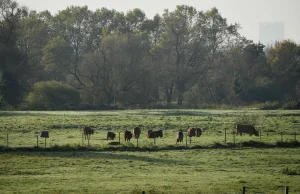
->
<box><xmin>36</xmin><ymin>135</ymin><xmax>39</xmax><ymax>147</ymax></box>
<box><xmin>154</xmin><ymin>133</ymin><xmax>156</xmax><ymax>146</ymax></box>
<box><xmin>294</xmin><ymin>132</ymin><xmax>297</xmax><ymax>141</ymax></box>
<box><xmin>82</xmin><ymin>133</ymin><xmax>84</xmax><ymax>145</ymax></box>
<box><xmin>285</xmin><ymin>186</ymin><xmax>289</xmax><ymax>194</ymax></box>
<box><xmin>233</xmin><ymin>132</ymin><xmax>236</xmax><ymax>145</ymax></box>
<box><xmin>6</xmin><ymin>134</ymin><xmax>8</xmax><ymax>147</ymax></box>
<box><xmin>260</xmin><ymin>129</ymin><xmax>262</xmax><ymax>141</ymax></box>
<box><xmin>225</xmin><ymin>129</ymin><xmax>227</xmax><ymax>143</ymax></box>
<box><xmin>242</xmin><ymin>186</ymin><xmax>246</xmax><ymax>194</ymax></box>
<box><xmin>186</xmin><ymin>133</ymin><xmax>188</xmax><ymax>147</ymax></box>
<box><xmin>281</xmin><ymin>132</ymin><xmax>283</xmax><ymax>142</ymax></box>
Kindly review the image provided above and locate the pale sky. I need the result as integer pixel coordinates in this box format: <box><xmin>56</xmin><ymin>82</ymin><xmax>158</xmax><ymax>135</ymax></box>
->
<box><xmin>18</xmin><ymin>0</ymin><xmax>300</xmax><ymax>45</ymax></box>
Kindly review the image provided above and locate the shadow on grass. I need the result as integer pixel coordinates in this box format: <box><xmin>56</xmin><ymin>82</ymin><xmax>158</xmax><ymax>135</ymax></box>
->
<box><xmin>0</xmin><ymin>111</ymin><xmax>52</xmax><ymax>117</ymax></box>
<box><xmin>0</xmin><ymin>146</ymin><xmax>187</xmax><ymax>165</ymax></box>
<box><xmin>1</xmin><ymin>141</ymin><xmax>300</xmax><ymax>153</ymax></box>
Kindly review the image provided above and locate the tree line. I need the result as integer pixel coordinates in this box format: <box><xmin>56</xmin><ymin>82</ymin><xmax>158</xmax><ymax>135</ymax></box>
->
<box><xmin>1</xmin><ymin>0</ymin><xmax>300</xmax><ymax>110</ymax></box>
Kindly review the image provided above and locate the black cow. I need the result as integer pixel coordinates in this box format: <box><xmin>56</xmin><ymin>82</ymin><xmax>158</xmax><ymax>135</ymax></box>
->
<box><xmin>176</xmin><ymin>131</ymin><xmax>184</xmax><ymax>144</ymax></box>
<box><xmin>124</xmin><ymin>130</ymin><xmax>133</xmax><ymax>142</ymax></box>
<box><xmin>133</xmin><ymin>127</ymin><xmax>141</xmax><ymax>139</ymax></box>
<box><xmin>107</xmin><ymin>132</ymin><xmax>116</xmax><ymax>140</ymax></box>
<box><xmin>147</xmin><ymin>130</ymin><xmax>163</xmax><ymax>138</ymax></box>
<box><xmin>236</xmin><ymin>124</ymin><xmax>259</xmax><ymax>136</ymax></box>
<box><xmin>83</xmin><ymin>127</ymin><xmax>94</xmax><ymax>140</ymax></box>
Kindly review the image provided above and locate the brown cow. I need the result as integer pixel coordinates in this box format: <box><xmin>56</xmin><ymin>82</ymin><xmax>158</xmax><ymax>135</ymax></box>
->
<box><xmin>147</xmin><ymin>130</ymin><xmax>163</xmax><ymax>138</ymax></box>
<box><xmin>107</xmin><ymin>132</ymin><xmax>116</xmax><ymax>140</ymax></box>
<box><xmin>236</xmin><ymin>124</ymin><xmax>259</xmax><ymax>136</ymax></box>
<box><xmin>83</xmin><ymin>127</ymin><xmax>94</xmax><ymax>140</ymax></box>
<box><xmin>176</xmin><ymin>131</ymin><xmax>184</xmax><ymax>144</ymax></box>
<box><xmin>187</xmin><ymin>128</ymin><xmax>196</xmax><ymax>137</ymax></box>
<box><xmin>133</xmin><ymin>127</ymin><xmax>141</xmax><ymax>139</ymax></box>
<box><xmin>187</xmin><ymin>127</ymin><xmax>202</xmax><ymax>137</ymax></box>
<box><xmin>124</xmin><ymin>130</ymin><xmax>133</xmax><ymax>142</ymax></box>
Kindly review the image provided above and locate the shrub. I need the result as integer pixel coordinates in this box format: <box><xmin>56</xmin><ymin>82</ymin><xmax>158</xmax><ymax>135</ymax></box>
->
<box><xmin>25</xmin><ymin>81</ymin><xmax>80</xmax><ymax>110</ymax></box>
<box><xmin>260</xmin><ymin>101</ymin><xmax>281</xmax><ymax>110</ymax></box>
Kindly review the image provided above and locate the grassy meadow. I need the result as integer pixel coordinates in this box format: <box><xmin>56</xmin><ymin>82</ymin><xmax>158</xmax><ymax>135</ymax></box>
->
<box><xmin>1</xmin><ymin>109</ymin><xmax>300</xmax><ymax>193</ymax></box>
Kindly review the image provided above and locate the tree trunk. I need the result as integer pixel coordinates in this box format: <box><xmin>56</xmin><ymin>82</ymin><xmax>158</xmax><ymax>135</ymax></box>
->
<box><xmin>177</xmin><ymin>80</ymin><xmax>185</xmax><ymax>105</ymax></box>
<box><xmin>165</xmin><ymin>86</ymin><xmax>173</xmax><ymax>103</ymax></box>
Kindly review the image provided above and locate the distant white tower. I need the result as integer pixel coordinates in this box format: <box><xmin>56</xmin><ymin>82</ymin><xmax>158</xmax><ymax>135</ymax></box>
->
<box><xmin>259</xmin><ymin>22</ymin><xmax>284</xmax><ymax>46</ymax></box>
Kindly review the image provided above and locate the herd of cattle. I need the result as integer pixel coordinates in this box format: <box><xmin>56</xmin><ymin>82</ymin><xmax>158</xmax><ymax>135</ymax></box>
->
<box><xmin>83</xmin><ymin>124</ymin><xmax>259</xmax><ymax>144</ymax></box>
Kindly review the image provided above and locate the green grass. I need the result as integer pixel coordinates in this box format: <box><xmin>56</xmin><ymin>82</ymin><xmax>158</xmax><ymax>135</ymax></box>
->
<box><xmin>1</xmin><ymin>148</ymin><xmax>300</xmax><ymax>194</ymax></box>
<box><xmin>1</xmin><ymin>109</ymin><xmax>300</xmax><ymax>193</ymax></box>
<box><xmin>1</xmin><ymin>109</ymin><xmax>300</xmax><ymax>148</ymax></box>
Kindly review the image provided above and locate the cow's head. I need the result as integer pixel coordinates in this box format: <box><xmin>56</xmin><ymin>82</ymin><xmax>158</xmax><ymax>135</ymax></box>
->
<box><xmin>254</xmin><ymin>131</ymin><xmax>259</xmax><ymax>136</ymax></box>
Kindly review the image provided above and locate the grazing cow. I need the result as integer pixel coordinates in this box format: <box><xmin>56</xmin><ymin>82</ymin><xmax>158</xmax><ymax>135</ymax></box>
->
<box><xmin>195</xmin><ymin>128</ymin><xmax>202</xmax><ymax>137</ymax></box>
<box><xmin>83</xmin><ymin>127</ymin><xmax>94</xmax><ymax>140</ymax></box>
<box><xmin>187</xmin><ymin>127</ymin><xmax>202</xmax><ymax>137</ymax></box>
<box><xmin>187</xmin><ymin>128</ymin><xmax>196</xmax><ymax>137</ymax></box>
<box><xmin>147</xmin><ymin>130</ymin><xmax>163</xmax><ymax>138</ymax></box>
<box><xmin>133</xmin><ymin>127</ymin><xmax>141</xmax><ymax>139</ymax></box>
<box><xmin>176</xmin><ymin>131</ymin><xmax>184</xmax><ymax>144</ymax></box>
<box><xmin>107</xmin><ymin>132</ymin><xmax>116</xmax><ymax>140</ymax></box>
<box><xmin>236</xmin><ymin>124</ymin><xmax>259</xmax><ymax>136</ymax></box>
<box><xmin>124</xmin><ymin>130</ymin><xmax>133</xmax><ymax>142</ymax></box>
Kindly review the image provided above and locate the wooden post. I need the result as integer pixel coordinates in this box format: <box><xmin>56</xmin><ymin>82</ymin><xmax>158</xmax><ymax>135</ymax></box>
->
<box><xmin>294</xmin><ymin>132</ymin><xmax>297</xmax><ymax>141</ymax></box>
<box><xmin>186</xmin><ymin>133</ymin><xmax>188</xmax><ymax>147</ymax></box>
<box><xmin>225</xmin><ymin>129</ymin><xmax>227</xmax><ymax>143</ymax></box>
<box><xmin>281</xmin><ymin>132</ymin><xmax>283</xmax><ymax>142</ymax></box>
<box><xmin>82</xmin><ymin>133</ymin><xmax>84</xmax><ymax>145</ymax></box>
<box><xmin>6</xmin><ymin>134</ymin><xmax>8</xmax><ymax>147</ymax></box>
<box><xmin>154</xmin><ymin>134</ymin><xmax>156</xmax><ymax>145</ymax></box>
<box><xmin>260</xmin><ymin>130</ymin><xmax>262</xmax><ymax>141</ymax></box>
<box><xmin>285</xmin><ymin>186</ymin><xmax>289</xmax><ymax>194</ymax></box>
<box><xmin>242</xmin><ymin>186</ymin><xmax>246</xmax><ymax>194</ymax></box>
<box><xmin>36</xmin><ymin>135</ymin><xmax>39</xmax><ymax>147</ymax></box>
<box><xmin>233</xmin><ymin>132</ymin><xmax>236</xmax><ymax>145</ymax></box>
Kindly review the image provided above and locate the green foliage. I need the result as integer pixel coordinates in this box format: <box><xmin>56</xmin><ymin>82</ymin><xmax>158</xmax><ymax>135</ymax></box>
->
<box><xmin>259</xmin><ymin>101</ymin><xmax>281</xmax><ymax>110</ymax></box>
<box><xmin>25</xmin><ymin>81</ymin><xmax>80</xmax><ymax>110</ymax></box>
<box><xmin>1</xmin><ymin>1</ymin><xmax>300</xmax><ymax>109</ymax></box>
<box><xmin>232</xmin><ymin>72</ymin><xmax>243</xmax><ymax>95</ymax></box>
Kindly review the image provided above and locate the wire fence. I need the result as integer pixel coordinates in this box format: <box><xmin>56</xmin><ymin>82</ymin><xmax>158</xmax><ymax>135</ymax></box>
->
<box><xmin>1</xmin><ymin>129</ymin><xmax>299</xmax><ymax>148</ymax></box>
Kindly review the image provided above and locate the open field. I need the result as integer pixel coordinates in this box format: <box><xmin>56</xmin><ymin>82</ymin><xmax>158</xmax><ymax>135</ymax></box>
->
<box><xmin>1</xmin><ymin>109</ymin><xmax>300</xmax><ymax>193</ymax></box>
<box><xmin>0</xmin><ymin>109</ymin><xmax>300</xmax><ymax>147</ymax></box>
<box><xmin>1</xmin><ymin>148</ymin><xmax>300</xmax><ymax>194</ymax></box>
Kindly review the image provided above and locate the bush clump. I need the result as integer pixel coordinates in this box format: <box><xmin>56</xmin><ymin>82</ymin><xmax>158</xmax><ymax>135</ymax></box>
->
<box><xmin>24</xmin><ymin>81</ymin><xmax>80</xmax><ymax>110</ymax></box>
